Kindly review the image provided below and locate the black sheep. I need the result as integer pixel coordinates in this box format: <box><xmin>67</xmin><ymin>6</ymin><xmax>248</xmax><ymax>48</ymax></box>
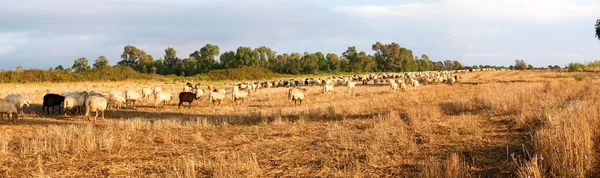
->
<box><xmin>42</xmin><ymin>94</ymin><xmax>65</xmax><ymax>116</ymax></box>
<box><xmin>178</xmin><ymin>92</ymin><xmax>198</xmax><ymax>109</ymax></box>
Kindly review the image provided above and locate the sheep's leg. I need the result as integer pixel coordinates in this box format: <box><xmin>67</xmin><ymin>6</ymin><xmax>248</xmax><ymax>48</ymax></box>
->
<box><xmin>188</xmin><ymin>102</ymin><xmax>192</xmax><ymax>108</ymax></box>
<box><xmin>101</xmin><ymin>111</ymin><xmax>104</xmax><ymax>119</ymax></box>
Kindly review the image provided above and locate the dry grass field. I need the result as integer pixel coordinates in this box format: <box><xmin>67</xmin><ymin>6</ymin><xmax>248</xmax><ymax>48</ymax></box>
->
<box><xmin>0</xmin><ymin>70</ymin><xmax>599</xmax><ymax>177</ymax></box>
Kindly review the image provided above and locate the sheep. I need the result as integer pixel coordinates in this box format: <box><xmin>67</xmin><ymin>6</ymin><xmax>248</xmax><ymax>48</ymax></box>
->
<box><xmin>209</xmin><ymin>91</ymin><xmax>226</xmax><ymax>106</ymax></box>
<box><xmin>390</xmin><ymin>82</ymin><xmax>399</xmax><ymax>92</ymax></box>
<box><xmin>124</xmin><ymin>90</ymin><xmax>141</xmax><ymax>109</ymax></box>
<box><xmin>288</xmin><ymin>88</ymin><xmax>306</xmax><ymax>106</ymax></box>
<box><xmin>63</xmin><ymin>94</ymin><xmax>86</xmax><ymax>116</ymax></box>
<box><xmin>108</xmin><ymin>93</ymin><xmax>126</xmax><ymax>109</ymax></box>
<box><xmin>142</xmin><ymin>88</ymin><xmax>153</xmax><ymax>99</ymax></box>
<box><xmin>232</xmin><ymin>90</ymin><xmax>249</xmax><ymax>105</ymax></box>
<box><xmin>178</xmin><ymin>92</ymin><xmax>198</xmax><ymax>108</ymax></box>
<box><xmin>42</xmin><ymin>93</ymin><xmax>65</xmax><ymax>116</ymax></box>
<box><xmin>447</xmin><ymin>76</ymin><xmax>457</xmax><ymax>85</ymax></box>
<box><xmin>154</xmin><ymin>91</ymin><xmax>172</xmax><ymax>108</ymax></box>
<box><xmin>411</xmin><ymin>79</ymin><xmax>420</xmax><ymax>88</ymax></box>
<box><xmin>347</xmin><ymin>81</ymin><xmax>356</xmax><ymax>93</ymax></box>
<box><xmin>323</xmin><ymin>84</ymin><xmax>334</xmax><ymax>94</ymax></box>
<box><xmin>0</xmin><ymin>99</ymin><xmax>18</xmax><ymax>122</ymax></box>
<box><xmin>153</xmin><ymin>87</ymin><xmax>162</xmax><ymax>95</ymax></box>
<box><xmin>4</xmin><ymin>94</ymin><xmax>30</xmax><ymax>116</ymax></box>
<box><xmin>84</xmin><ymin>96</ymin><xmax>107</xmax><ymax>121</ymax></box>
<box><xmin>183</xmin><ymin>83</ymin><xmax>193</xmax><ymax>92</ymax></box>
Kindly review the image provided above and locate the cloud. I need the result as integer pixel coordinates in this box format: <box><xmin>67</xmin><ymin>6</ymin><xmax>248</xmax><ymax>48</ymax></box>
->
<box><xmin>0</xmin><ymin>33</ymin><xmax>28</xmax><ymax>55</ymax></box>
<box><xmin>334</xmin><ymin>0</ymin><xmax>600</xmax><ymax>23</ymax></box>
<box><xmin>0</xmin><ymin>0</ymin><xmax>368</xmax><ymax>69</ymax></box>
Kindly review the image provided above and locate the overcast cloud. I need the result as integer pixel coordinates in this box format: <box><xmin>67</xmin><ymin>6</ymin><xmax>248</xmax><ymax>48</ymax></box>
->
<box><xmin>0</xmin><ymin>0</ymin><xmax>599</xmax><ymax>69</ymax></box>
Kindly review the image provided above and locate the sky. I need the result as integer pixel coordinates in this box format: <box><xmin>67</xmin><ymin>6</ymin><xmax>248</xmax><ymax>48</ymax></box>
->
<box><xmin>1</xmin><ymin>0</ymin><xmax>600</xmax><ymax>70</ymax></box>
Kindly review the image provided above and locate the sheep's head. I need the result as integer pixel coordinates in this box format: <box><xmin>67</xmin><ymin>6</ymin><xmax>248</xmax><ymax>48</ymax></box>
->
<box><xmin>24</xmin><ymin>100</ymin><xmax>31</xmax><ymax>107</ymax></box>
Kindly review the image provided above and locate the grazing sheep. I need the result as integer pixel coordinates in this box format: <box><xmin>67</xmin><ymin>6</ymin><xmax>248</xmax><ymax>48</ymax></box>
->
<box><xmin>288</xmin><ymin>88</ymin><xmax>306</xmax><ymax>106</ymax></box>
<box><xmin>178</xmin><ymin>92</ymin><xmax>198</xmax><ymax>108</ymax></box>
<box><xmin>63</xmin><ymin>94</ymin><xmax>86</xmax><ymax>116</ymax></box>
<box><xmin>84</xmin><ymin>96</ymin><xmax>107</xmax><ymax>121</ymax></box>
<box><xmin>323</xmin><ymin>84</ymin><xmax>334</xmax><ymax>94</ymax></box>
<box><xmin>232</xmin><ymin>90</ymin><xmax>249</xmax><ymax>105</ymax></box>
<box><xmin>154</xmin><ymin>91</ymin><xmax>172</xmax><ymax>108</ymax></box>
<box><xmin>0</xmin><ymin>99</ymin><xmax>18</xmax><ymax>122</ymax></box>
<box><xmin>183</xmin><ymin>83</ymin><xmax>193</xmax><ymax>92</ymax></box>
<box><xmin>209</xmin><ymin>91</ymin><xmax>226</xmax><ymax>106</ymax></box>
<box><xmin>390</xmin><ymin>82</ymin><xmax>399</xmax><ymax>92</ymax></box>
<box><xmin>142</xmin><ymin>88</ymin><xmax>153</xmax><ymax>99</ymax></box>
<box><xmin>347</xmin><ymin>81</ymin><xmax>356</xmax><ymax>93</ymax></box>
<box><xmin>42</xmin><ymin>94</ymin><xmax>65</xmax><ymax>116</ymax></box>
<box><xmin>108</xmin><ymin>93</ymin><xmax>126</xmax><ymax>109</ymax></box>
<box><xmin>153</xmin><ymin>87</ymin><xmax>162</xmax><ymax>95</ymax></box>
<box><xmin>447</xmin><ymin>76</ymin><xmax>457</xmax><ymax>85</ymax></box>
<box><xmin>124</xmin><ymin>90</ymin><xmax>141</xmax><ymax>109</ymax></box>
<box><xmin>411</xmin><ymin>79</ymin><xmax>420</xmax><ymax>88</ymax></box>
<box><xmin>4</xmin><ymin>94</ymin><xmax>30</xmax><ymax>116</ymax></box>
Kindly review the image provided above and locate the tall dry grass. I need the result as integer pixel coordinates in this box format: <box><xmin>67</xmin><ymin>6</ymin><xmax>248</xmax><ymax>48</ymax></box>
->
<box><xmin>0</xmin><ymin>71</ymin><xmax>598</xmax><ymax>177</ymax></box>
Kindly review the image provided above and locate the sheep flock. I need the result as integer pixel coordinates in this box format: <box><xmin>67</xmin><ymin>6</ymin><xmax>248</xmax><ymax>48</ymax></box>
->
<box><xmin>0</xmin><ymin>68</ymin><xmax>498</xmax><ymax>122</ymax></box>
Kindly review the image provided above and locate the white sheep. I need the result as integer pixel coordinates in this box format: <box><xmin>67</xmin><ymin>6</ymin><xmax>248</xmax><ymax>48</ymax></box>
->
<box><xmin>153</xmin><ymin>87</ymin><xmax>162</xmax><ymax>95</ymax></box>
<box><xmin>232</xmin><ymin>90</ymin><xmax>249</xmax><ymax>105</ymax></box>
<box><xmin>0</xmin><ymin>99</ymin><xmax>18</xmax><ymax>122</ymax></box>
<box><xmin>347</xmin><ymin>81</ymin><xmax>356</xmax><ymax>93</ymax></box>
<box><xmin>209</xmin><ymin>91</ymin><xmax>226</xmax><ymax>106</ymax></box>
<box><xmin>390</xmin><ymin>82</ymin><xmax>399</xmax><ymax>92</ymax></box>
<box><xmin>4</xmin><ymin>94</ymin><xmax>30</xmax><ymax>116</ymax></box>
<box><xmin>154</xmin><ymin>91</ymin><xmax>172</xmax><ymax>108</ymax></box>
<box><xmin>108</xmin><ymin>93</ymin><xmax>126</xmax><ymax>109</ymax></box>
<box><xmin>142</xmin><ymin>88</ymin><xmax>153</xmax><ymax>99</ymax></box>
<box><xmin>84</xmin><ymin>96</ymin><xmax>107</xmax><ymax>121</ymax></box>
<box><xmin>63</xmin><ymin>94</ymin><xmax>86</xmax><ymax>116</ymax></box>
<box><xmin>323</xmin><ymin>84</ymin><xmax>334</xmax><ymax>94</ymax></box>
<box><xmin>288</xmin><ymin>88</ymin><xmax>306</xmax><ymax>106</ymax></box>
<box><xmin>411</xmin><ymin>79</ymin><xmax>420</xmax><ymax>88</ymax></box>
<box><xmin>125</xmin><ymin>90</ymin><xmax>141</xmax><ymax>109</ymax></box>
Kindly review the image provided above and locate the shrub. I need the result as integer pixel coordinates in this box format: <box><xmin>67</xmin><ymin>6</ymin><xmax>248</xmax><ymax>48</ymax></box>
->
<box><xmin>567</xmin><ymin>62</ymin><xmax>584</xmax><ymax>72</ymax></box>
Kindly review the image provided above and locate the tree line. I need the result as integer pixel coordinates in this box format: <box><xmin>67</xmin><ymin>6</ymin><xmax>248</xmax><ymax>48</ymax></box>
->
<box><xmin>61</xmin><ymin>42</ymin><xmax>469</xmax><ymax>76</ymax></box>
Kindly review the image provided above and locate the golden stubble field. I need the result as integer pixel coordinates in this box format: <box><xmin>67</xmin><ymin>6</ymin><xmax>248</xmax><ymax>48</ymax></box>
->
<box><xmin>0</xmin><ymin>70</ymin><xmax>599</xmax><ymax>177</ymax></box>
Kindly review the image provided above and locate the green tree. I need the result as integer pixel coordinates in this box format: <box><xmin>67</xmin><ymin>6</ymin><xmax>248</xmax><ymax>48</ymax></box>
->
<box><xmin>118</xmin><ymin>45</ymin><xmax>142</xmax><ymax>67</ymax></box>
<box><xmin>596</xmin><ymin>19</ymin><xmax>600</xmax><ymax>41</ymax></box>
<box><xmin>235</xmin><ymin>46</ymin><xmax>258</xmax><ymax>67</ymax></box>
<box><xmin>527</xmin><ymin>64</ymin><xmax>534</xmax><ymax>70</ymax></box>
<box><xmin>190</xmin><ymin>44</ymin><xmax>220</xmax><ymax>73</ymax></box>
<box><xmin>254</xmin><ymin>46</ymin><xmax>275</xmax><ymax>67</ymax></box>
<box><xmin>72</xmin><ymin>57</ymin><xmax>90</xmax><ymax>72</ymax></box>
<box><xmin>515</xmin><ymin>59</ymin><xmax>527</xmax><ymax>70</ymax></box>
<box><xmin>55</xmin><ymin>65</ymin><xmax>64</xmax><ymax>70</ymax></box>
<box><xmin>285</xmin><ymin>52</ymin><xmax>302</xmax><ymax>74</ymax></box>
<box><xmin>93</xmin><ymin>55</ymin><xmax>109</xmax><ymax>69</ymax></box>
<box><xmin>326</xmin><ymin>53</ymin><xmax>341</xmax><ymax>72</ymax></box>
<box><xmin>314</xmin><ymin>52</ymin><xmax>328</xmax><ymax>72</ymax></box>
<box><xmin>219</xmin><ymin>51</ymin><xmax>237</xmax><ymax>69</ymax></box>
<box><xmin>300</xmin><ymin>52</ymin><xmax>319</xmax><ymax>74</ymax></box>
<box><xmin>164</xmin><ymin>47</ymin><xmax>178</xmax><ymax>67</ymax></box>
